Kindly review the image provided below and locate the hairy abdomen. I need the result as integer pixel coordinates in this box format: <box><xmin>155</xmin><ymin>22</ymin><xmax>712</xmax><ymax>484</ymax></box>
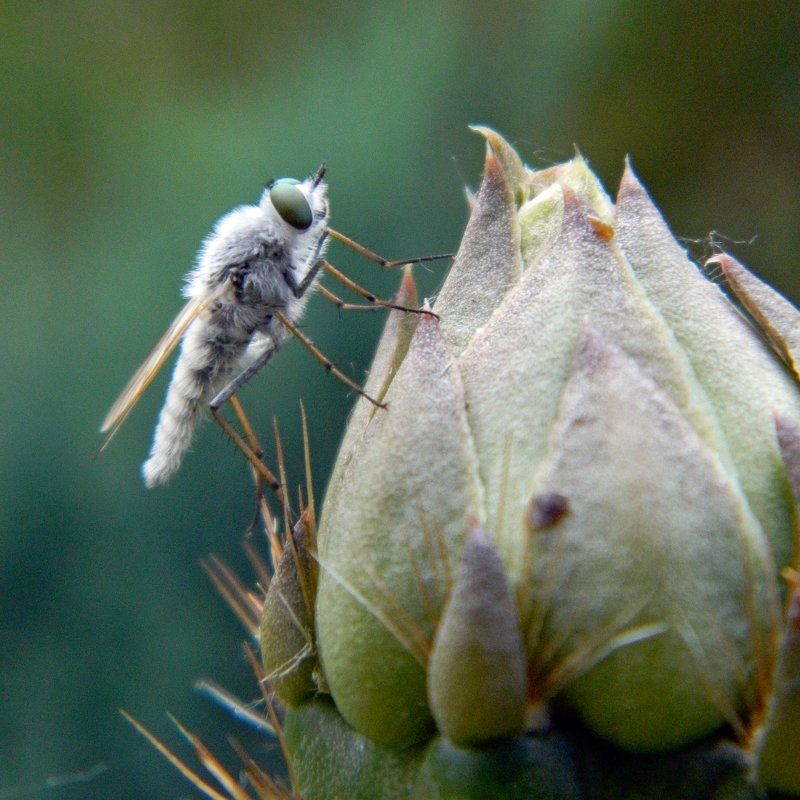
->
<box><xmin>142</xmin><ymin>318</ymin><xmax>246</xmax><ymax>487</ymax></box>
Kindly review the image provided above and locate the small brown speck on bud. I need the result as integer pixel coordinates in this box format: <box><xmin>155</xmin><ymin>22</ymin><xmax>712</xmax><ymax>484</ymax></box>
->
<box><xmin>527</xmin><ymin>491</ymin><xmax>569</xmax><ymax>531</ymax></box>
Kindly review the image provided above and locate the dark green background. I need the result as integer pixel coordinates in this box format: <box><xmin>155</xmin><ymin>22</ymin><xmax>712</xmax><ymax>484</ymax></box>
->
<box><xmin>2</xmin><ymin>2</ymin><xmax>799</xmax><ymax>797</ymax></box>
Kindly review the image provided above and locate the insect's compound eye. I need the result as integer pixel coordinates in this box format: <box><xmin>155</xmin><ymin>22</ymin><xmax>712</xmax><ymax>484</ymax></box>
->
<box><xmin>270</xmin><ymin>179</ymin><xmax>313</xmax><ymax>231</ymax></box>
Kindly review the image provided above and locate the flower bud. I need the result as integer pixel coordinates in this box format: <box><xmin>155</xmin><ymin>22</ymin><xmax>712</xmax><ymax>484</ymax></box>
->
<box><xmin>267</xmin><ymin>127</ymin><xmax>800</xmax><ymax>797</ymax></box>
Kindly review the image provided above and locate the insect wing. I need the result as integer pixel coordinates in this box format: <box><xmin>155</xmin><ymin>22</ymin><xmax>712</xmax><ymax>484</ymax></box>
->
<box><xmin>99</xmin><ymin>285</ymin><xmax>227</xmax><ymax>448</ymax></box>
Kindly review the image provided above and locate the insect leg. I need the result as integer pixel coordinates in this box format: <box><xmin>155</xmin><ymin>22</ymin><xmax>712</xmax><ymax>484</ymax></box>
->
<box><xmin>288</xmin><ymin>230</ymin><xmax>330</xmax><ymax>300</ymax></box>
<box><xmin>316</xmin><ymin>283</ymin><xmax>386</xmax><ymax>312</ymax></box>
<box><xmin>326</xmin><ymin>227</ymin><xmax>453</xmax><ymax>268</ymax></box>
<box><xmin>228</xmin><ymin>394</ymin><xmax>280</xmax><ymax>530</ymax></box>
<box><xmin>210</xmin><ymin>406</ymin><xmax>283</xmax><ymax>494</ymax></box>
<box><xmin>320</xmin><ymin>260</ymin><xmax>437</xmax><ymax>316</ymax></box>
<box><xmin>209</xmin><ymin>337</ymin><xmax>279</xmax><ymax>409</ymax></box>
<box><xmin>275</xmin><ymin>310</ymin><xmax>386</xmax><ymax>409</ymax></box>
<box><xmin>208</xmin><ymin>344</ymin><xmax>298</xmax><ymax>514</ymax></box>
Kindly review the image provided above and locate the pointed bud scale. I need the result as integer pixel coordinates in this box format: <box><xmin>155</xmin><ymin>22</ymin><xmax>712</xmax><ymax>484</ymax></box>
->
<box><xmin>316</xmin><ymin>312</ymin><xmax>484</xmax><ymax>747</ymax></box>
<box><xmin>434</xmin><ymin>142</ymin><xmax>522</xmax><ymax>355</ymax></box>
<box><xmin>712</xmin><ymin>251</ymin><xmax>800</xmax><ymax>380</ymax></box>
<box><xmin>616</xmin><ymin>163</ymin><xmax>800</xmax><ymax>570</ymax></box>
<box><xmin>428</xmin><ymin>524</ymin><xmax>526</xmax><ymax>744</ymax></box>
<box><xmin>459</xmin><ymin>182</ymin><xmax>726</xmax><ymax>571</ymax></box>
<box><xmin>259</xmin><ymin>515</ymin><xmax>318</xmax><ymax>706</ymax></box>
<box><xmin>323</xmin><ymin>267</ymin><xmax>420</xmax><ymax>515</ymax></box>
<box><xmin>526</xmin><ymin>323</ymin><xmax>772</xmax><ymax>750</ymax></box>
<box><xmin>518</xmin><ymin>183</ymin><xmax>564</xmax><ymax>268</ymax></box>
<box><xmin>559</xmin><ymin>154</ymin><xmax>615</xmax><ymax>224</ymax></box>
<box><xmin>468</xmin><ymin>124</ymin><xmax>532</xmax><ymax>206</ymax></box>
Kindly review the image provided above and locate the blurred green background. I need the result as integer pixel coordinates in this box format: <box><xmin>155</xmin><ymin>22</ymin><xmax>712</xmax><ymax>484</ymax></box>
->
<box><xmin>1</xmin><ymin>1</ymin><xmax>798</xmax><ymax>797</ymax></box>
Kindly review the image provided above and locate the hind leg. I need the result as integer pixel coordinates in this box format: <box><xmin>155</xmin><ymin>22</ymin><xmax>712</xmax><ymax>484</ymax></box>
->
<box><xmin>209</xmin><ymin>335</ymin><xmax>278</xmax><ymax>410</ymax></box>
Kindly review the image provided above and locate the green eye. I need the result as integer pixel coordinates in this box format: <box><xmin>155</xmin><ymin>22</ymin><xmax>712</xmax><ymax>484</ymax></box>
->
<box><xmin>270</xmin><ymin>179</ymin><xmax>313</xmax><ymax>230</ymax></box>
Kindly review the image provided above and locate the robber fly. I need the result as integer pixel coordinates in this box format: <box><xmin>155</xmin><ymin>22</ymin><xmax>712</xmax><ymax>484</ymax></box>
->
<box><xmin>101</xmin><ymin>165</ymin><xmax>337</xmax><ymax>488</ymax></box>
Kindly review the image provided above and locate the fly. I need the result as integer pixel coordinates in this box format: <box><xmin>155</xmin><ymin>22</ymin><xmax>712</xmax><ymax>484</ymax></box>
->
<box><xmin>100</xmin><ymin>164</ymin><xmax>438</xmax><ymax>487</ymax></box>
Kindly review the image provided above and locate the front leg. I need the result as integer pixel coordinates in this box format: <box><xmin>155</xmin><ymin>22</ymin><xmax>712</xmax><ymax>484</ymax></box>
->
<box><xmin>285</xmin><ymin>230</ymin><xmax>330</xmax><ymax>300</ymax></box>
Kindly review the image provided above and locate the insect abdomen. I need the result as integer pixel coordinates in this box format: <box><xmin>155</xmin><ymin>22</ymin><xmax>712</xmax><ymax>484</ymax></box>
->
<box><xmin>142</xmin><ymin>322</ymin><xmax>241</xmax><ymax>487</ymax></box>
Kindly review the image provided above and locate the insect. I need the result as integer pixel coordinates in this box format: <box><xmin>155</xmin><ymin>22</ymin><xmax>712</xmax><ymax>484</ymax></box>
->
<box><xmin>100</xmin><ymin>164</ymin><xmax>434</xmax><ymax>488</ymax></box>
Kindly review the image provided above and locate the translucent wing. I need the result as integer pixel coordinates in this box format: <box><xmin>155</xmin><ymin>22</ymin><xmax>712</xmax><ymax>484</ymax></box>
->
<box><xmin>99</xmin><ymin>284</ymin><xmax>228</xmax><ymax>450</ymax></box>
